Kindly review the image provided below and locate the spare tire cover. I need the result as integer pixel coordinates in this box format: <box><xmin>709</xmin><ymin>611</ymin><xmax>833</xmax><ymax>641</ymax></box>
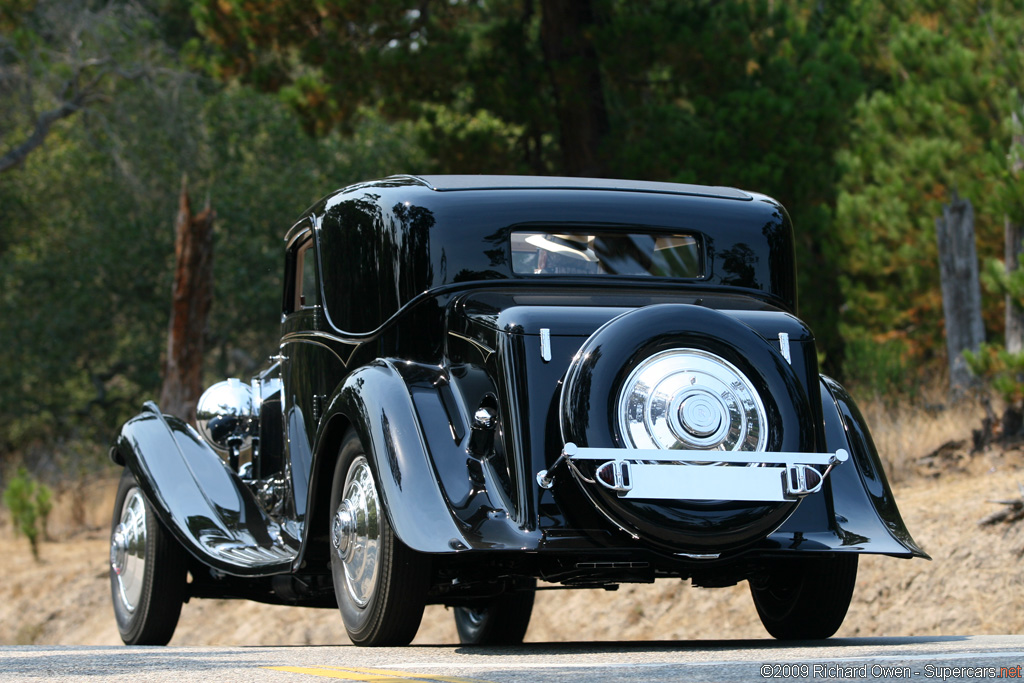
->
<box><xmin>560</xmin><ymin>304</ymin><xmax>815</xmax><ymax>552</ymax></box>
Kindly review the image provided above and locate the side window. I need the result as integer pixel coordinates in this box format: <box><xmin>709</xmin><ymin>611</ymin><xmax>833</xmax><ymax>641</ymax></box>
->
<box><xmin>296</xmin><ymin>240</ymin><xmax>319</xmax><ymax>310</ymax></box>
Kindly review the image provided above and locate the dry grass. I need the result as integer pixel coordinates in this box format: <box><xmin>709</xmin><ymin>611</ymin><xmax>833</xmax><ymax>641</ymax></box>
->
<box><xmin>853</xmin><ymin>381</ymin><xmax>987</xmax><ymax>484</ymax></box>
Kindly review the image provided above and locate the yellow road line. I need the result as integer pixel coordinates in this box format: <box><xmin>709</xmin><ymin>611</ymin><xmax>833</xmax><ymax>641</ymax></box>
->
<box><xmin>318</xmin><ymin>665</ymin><xmax>492</xmax><ymax>683</ymax></box>
<box><xmin>263</xmin><ymin>664</ymin><xmax>496</xmax><ymax>683</ymax></box>
<box><xmin>265</xmin><ymin>668</ymin><xmax>397</xmax><ymax>681</ymax></box>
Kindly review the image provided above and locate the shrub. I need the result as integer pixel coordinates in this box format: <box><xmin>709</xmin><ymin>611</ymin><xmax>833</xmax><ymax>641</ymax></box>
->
<box><xmin>2</xmin><ymin>467</ymin><xmax>54</xmax><ymax>561</ymax></box>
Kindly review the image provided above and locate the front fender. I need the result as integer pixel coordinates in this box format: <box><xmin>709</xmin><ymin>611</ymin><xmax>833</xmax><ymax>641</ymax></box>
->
<box><xmin>114</xmin><ymin>402</ymin><xmax>297</xmax><ymax>576</ymax></box>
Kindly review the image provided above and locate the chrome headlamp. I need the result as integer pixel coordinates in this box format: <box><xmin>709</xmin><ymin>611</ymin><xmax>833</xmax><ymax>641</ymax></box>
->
<box><xmin>196</xmin><ymin>378</ymin><xmax>256</xmax><ymax>454</ymax></box>
<box><xmin>617</xmin><ymin>349</ymin><xmax>767</xmax><ymax>453</ymax></box>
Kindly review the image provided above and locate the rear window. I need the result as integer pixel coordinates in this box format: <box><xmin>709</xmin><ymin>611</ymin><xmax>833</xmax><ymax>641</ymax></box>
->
<box><xmin>511</xmin><ymin>230</ymin><xmax>703</xmax><ymax>279</ymax></box>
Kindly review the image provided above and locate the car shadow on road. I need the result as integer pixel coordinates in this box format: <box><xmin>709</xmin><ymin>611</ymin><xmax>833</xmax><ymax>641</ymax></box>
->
<box><xmin>439</xmin><ymin>635</ymin><xmax>971</xmax><ymax>656</ymax></box>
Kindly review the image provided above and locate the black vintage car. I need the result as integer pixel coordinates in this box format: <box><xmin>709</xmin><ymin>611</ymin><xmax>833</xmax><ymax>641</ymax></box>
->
<box><xmin>109</xmin><ymin>175</ymin><xmax>926</xmax><ymax>647</ymax></box>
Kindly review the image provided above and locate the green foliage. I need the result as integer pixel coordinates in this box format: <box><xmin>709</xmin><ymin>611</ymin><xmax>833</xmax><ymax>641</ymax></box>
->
<box><xmin>966</xmin><ymin>250</ymin><xmax>1024</xmax><ymax>404</ymax></box>
<box><xmin>836</xmin><ymin>0</ymin><xmax>1024</xmax><ymax>379</ymax></box>
<box><xmin>843</xmin><ymin>337</ymin><xmax>919</xmax><ymax>403</ymax></box>
<box><xmin>185</xmin><ymin>0</ymin><xmax>475</xmax><ymax>132</ymax></box>
<box><xmin>412</xmin><ymin>102</ymin><xmax>534</xmax><ymax>175</ymax></box>
<box><xmin>3</xmin><ymin>466</ymin><xmax>54</xmax><ymax>561</ymax></box>
<box><xmin>182</xmin><ymin>0</ymin><xmax>873</xmax><ymax>372</ymax></box>
<box><xmin>980</xmin><ymin>248</ymin><xmax>1024</xmax><ymax>302</ymax></box>
<box><xmin>7</xmin><ymin>0</ymin><xmax>1024</xmax><ymax>476</ymax></box>
<box><xmin>0</xmin><ymin>2</ymin><xmax>427</xmax><ymax>472</ymax></box>
<box><xmin>964</xmin><ymin>343</ymin><xmax>1024</xmax><ymax>405</ymax></box>
<box><xmin>0</xmin><ymin>85</ymin><xmax>424</xmax><ymax>467</ymax></box>
<box><xmin>595</xmin><ymin>0</ymin><xmax>873</xmax><ymax>371</ymax></box>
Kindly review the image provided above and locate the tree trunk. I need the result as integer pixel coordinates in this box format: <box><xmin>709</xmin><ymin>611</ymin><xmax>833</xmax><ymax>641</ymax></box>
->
<box><xmin>540</xmin><ymin>0</ymin><xmax>610</xmax><ymax>177</ymax></box>
<box><xmin>158</xmin><ymin>175</ymin><xmax>214</xmax><ymax>423</ymax></box>
<box><xmin>1005</xmin><ymin>216</ymin><xmax>1024</xmax><ymax>354</ymax></box>
<box><xmin>935</xmin><ymin>192</ymin><xmax>984</xmax><ymax>392</ymax></box>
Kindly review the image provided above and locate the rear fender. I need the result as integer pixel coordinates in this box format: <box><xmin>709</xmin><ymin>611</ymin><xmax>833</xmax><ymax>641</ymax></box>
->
<box><xmin>114</xmin><ymin>402</ymin><xmax>297</xmax><ymax>576</ymax></box>
<box><xmin>309</xmin><ymin>361</ymin><xmax>472</xmax><ymax>555</ymax></box>
<box><xmin>822</xmin><ymin>377</ymin><xmax>928</xmax><ymax>557</ymax></box>
<box><xmin>767</xmin><ymin>379</ymin><xmax>928</xmax><ymax>558</ymax></box>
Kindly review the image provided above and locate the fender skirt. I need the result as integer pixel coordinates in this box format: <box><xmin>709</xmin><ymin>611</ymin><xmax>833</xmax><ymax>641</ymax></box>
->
<box><xmin>762</xmin><ymin>378</ymin><xmax>929</xmax><ymax>558</ymax></box>
<box><xmin>114</xmin><ymin>402</ymin><xmax>297</xmax><ymax>576</ymax></box>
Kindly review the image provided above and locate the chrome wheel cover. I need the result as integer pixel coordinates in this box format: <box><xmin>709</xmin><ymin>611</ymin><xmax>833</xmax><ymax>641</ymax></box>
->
<box><xmin>110</xmin><ymin>488</ymin><xmax>147</xmax><ymax>613</ymax></box>
<box><xmin>618</xmin><ymin>349</ymin><xmax>768</xmax><ymax>455</ymax></box>
<box><xmin>331</xmin><ymin>456</ymin><xmax>380</xmax><ymax>608</ymax></box>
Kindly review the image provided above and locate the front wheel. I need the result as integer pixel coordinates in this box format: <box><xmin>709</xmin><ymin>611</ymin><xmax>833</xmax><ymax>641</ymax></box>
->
<box><xmin>109</xmin><ymin>469</ymin><xmax>187</xmax><ymax>645</ymax></box>
<box><xmin>454</xmin><ymin>579</ymin><xmax>536</xmax><ymax>645</ymax></box>
<box><xmin>749</xmin><ymin>554</ymin><xmax>858</xmax><ymax>640</ymax></box>
<box><xmin>330</xmin><ymin>428</ymin><xmax>429</xmax><ymax>646</ymax></box>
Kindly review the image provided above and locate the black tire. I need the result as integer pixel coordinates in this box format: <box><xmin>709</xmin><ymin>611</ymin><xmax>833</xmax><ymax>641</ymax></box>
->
<box><xmin>454</xmin><ymin>579</ymin><xmax>536</xmax><ymax>645</ymax></box>
<box><xmin>330</xmin><ymin>428</ymin><xmax>429</xmax><ymax>646</ymax></box>
<box><xmin>109</xmin><ymin>468</ymin><xmax>187</xmax><ymax>646</ymax></box>
<box><xmin>750</xmin><ymin>554</ymin><xmax>858</xmax><ymax>640</ymax></box>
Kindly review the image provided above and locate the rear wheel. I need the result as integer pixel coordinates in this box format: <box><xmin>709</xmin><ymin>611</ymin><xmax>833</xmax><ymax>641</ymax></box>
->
<box><xmin>749</xmin><ymin>554</ymin><xmax>858</xmax><ymax>640</ymax></box>
<box><xmin>330</xmin><ymin>428</ymin><xmax>429</xmax><ymax>646</ymax></box>
<box><xmin>109</xmin><ymin>468</ymin><xmax>187</xmax><ymax>645</ymax></box>
<box><xmin>454</xmin><ymin>579</ymin><xmax>536</xmax><ymax>645</ymax></box>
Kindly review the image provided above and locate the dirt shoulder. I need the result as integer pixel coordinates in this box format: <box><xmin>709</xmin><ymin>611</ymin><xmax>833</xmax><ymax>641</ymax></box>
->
<box><xmin>3</xmin><ymin>451</ymin><xmax>1023</xmax><ymax>646</ymax></box>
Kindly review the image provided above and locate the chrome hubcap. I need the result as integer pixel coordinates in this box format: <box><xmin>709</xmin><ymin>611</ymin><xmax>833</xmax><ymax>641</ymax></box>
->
<box><xmin>618</xmin><ymin>349</ymin><xmax>767</xmax><ymax>454</ymax></box>
<box><xmin>675</xmin><ymin>389</ymin><xmax>729</xmax><ymax>442</ymax></box>
<box><xmin>331</xmin><ymin>502</ymin><xmax>356</xmax><ymax>560</ymax></box>
<box><xmin>332</xmin><ymin>456</ymin><xmax>380</xmax><ymax>608</ymax></box>
<box><xmin>111</xmin><ymin>488</ymin><xmax>147</xmax><ymax>613</ymax></box>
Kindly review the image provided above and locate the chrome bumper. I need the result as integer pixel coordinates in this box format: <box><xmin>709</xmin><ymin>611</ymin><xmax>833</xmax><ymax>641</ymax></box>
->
<box><xmin>537</xmin><ymin>443</ymin><xmax>848</xmax><ymax>502</ymax></box>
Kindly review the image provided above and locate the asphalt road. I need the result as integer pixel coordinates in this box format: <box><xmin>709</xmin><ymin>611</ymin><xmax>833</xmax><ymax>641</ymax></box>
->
<box><xmin>2</xmin><ymin>636</ymin><xmax>1024</xmax><ymax>682</ymax></box>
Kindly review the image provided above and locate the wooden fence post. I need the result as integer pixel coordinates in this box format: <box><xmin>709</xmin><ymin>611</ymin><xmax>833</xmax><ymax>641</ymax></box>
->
<box><xmin>158</xmin><ymin>175</ymin><xmax>214</xmax><ymax>423</ymax></box>
<box><xmin>936</xmin><ymin>191</ymin><xmax>984</xmax><ymax>392</ymax></box>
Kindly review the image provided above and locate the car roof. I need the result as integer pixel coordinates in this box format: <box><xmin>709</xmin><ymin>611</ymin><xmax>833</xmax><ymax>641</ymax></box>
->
<box><xmin>307</xmin><ymin>175</ymin><xmax>796</xmax><ymax>334</ymax></box>
<box><xmin>406</xmin><ymin>174</ymin><xmax>752</xmax><ymax>201</ymax></box>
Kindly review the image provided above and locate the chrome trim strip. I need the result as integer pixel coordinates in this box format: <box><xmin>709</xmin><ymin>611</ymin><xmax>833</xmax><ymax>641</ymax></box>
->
<box><xmin>568</xmin><ymin>446</ymin><xmax>848</xmax><ymax>467</ymax></box>
<box><xmin>209</xmin><ymin>540</ymin><xmax>296</xmax><ymax>566</ymax></box>
<box><xmin>675</xmin><ymin>552</ymin><xmax>721</xmax><ymax>560</ymax></box>
<box><xmin>279</xmin><ymin>332</ymin><xmax>361</xmax><ymax>367</ymax></box>
<box><xmin>779</xmin><ymin>331</ymin><xmax>791</xmax><ymax>364</ymax></box>
<box><xmin>539</xmin><ymin>328</ymin><xmax>552</xmax><ymax>362</ymax></box>
<box><xmin>447</xmin><ymin>331</ymin><xmax>495</xmax><ymax>361</ymax></box>
<box><xmin>284</xmin><ymin>219</ymin><xmax>313</xmax><ymax>247</ymax></box>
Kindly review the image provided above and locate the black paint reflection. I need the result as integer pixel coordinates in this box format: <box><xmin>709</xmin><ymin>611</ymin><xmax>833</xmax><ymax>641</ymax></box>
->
<box><xmin>319</xmin><ymin>195</ymin><xmax>435</xmax><ymax>333</ymax></box>
<box><xmin>719</xmin><ymin>242</ymin><xmax>759</xmax><ymax>289</ymax></box>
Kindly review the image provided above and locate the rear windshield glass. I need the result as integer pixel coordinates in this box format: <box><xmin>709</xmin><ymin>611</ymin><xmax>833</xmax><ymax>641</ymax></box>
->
<box><xmin>511</xmin><ymin>230</ymin><xmax>703</xmax><ymax>278</ymax></box>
